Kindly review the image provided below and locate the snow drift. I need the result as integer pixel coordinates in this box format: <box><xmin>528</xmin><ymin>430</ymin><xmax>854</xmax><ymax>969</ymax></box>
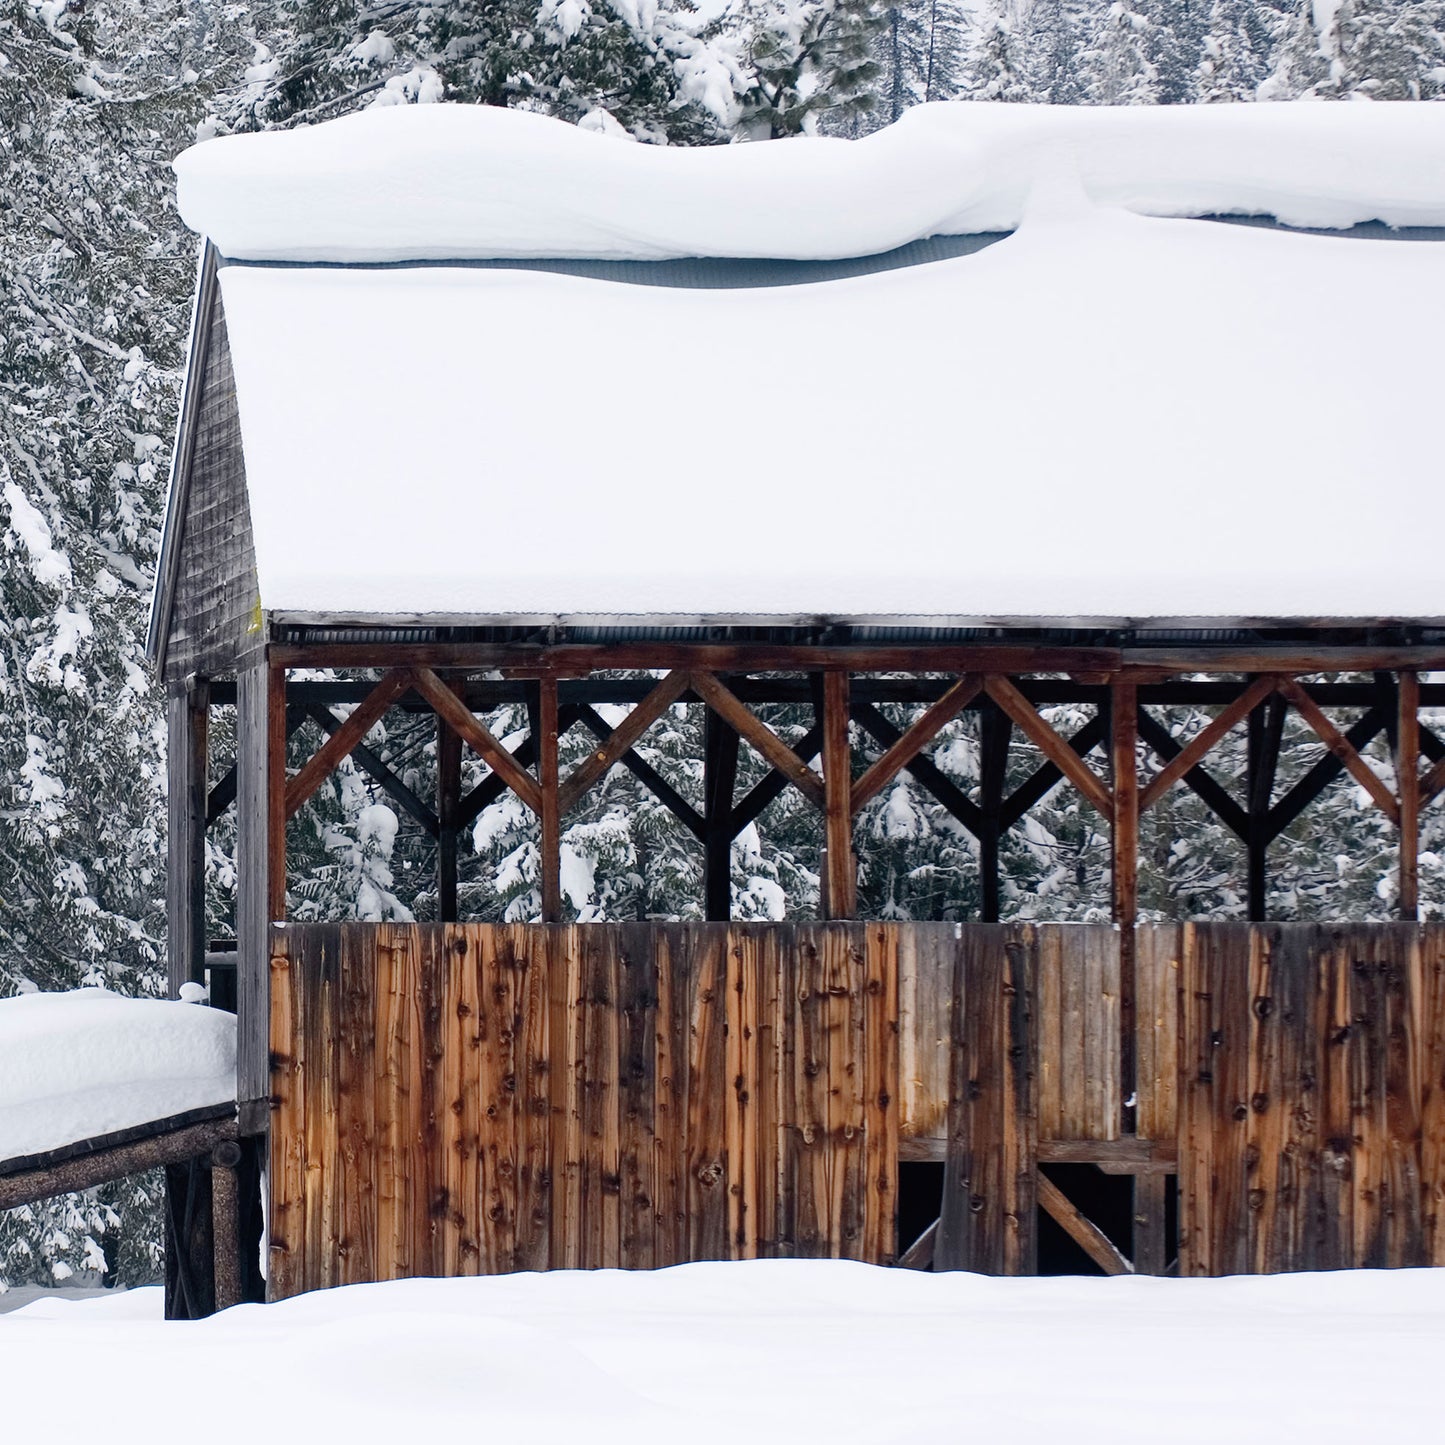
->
<box><xmin>0</xmin><ymin>990</ymin><xmax>235</xmax><ymax>1161</ymax></box>
<box><xmin>6</xmin><ymin>1260</ymin><xmax>1445</xmax><ymax>1444</ymax></box>
<box><xmin>173</xmin><ymin>101</ymin><xmax>1445</xmax><ymax>264</ymax></box>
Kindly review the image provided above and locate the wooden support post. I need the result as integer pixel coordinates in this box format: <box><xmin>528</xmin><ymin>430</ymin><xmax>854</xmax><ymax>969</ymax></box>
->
<box><xmin>1111</xmin><ymin>680</ymin><xmax>1138</xmax><ymax>1135</ymax></box>
<box><xmin>703</xmin><ymin>699</ymin><xmax>740</xmax><ymax>921</ymax></box>
<box><xmin>211</xmin><ymin>1140</ymin><xmax>242</xmax><ymax>1311</ymax></box>
<box><xmin>437</xmin><ymin>677</ymin><xmax>463</xmax><ymax>922</ymax></box>
<box><xmin>167</xmin><ymin>679</ymin><xmax>208</xmax><ymax>998</ymax></box>
<box><xmin>822</xmin><ymin>670</ymin><xmax>856</xmax><ymax>919</ymax></box>
<box><xmin>979</xmin><ymin>700</ymin><xmax>1010</xmax><ymax>923</ymax></box>
<box><xmin>1400</xmin><ymin>669</ymin><xmax>1420</xmax><ymax>921</ymax></box>
<box><xmin>538</xmin><ymin>673</ymin><xmax>562</xmax><ymax>923</ymax></box>
<box><xmin>1132</xmin><ymin>1171</ymin><xmax>1168</xmax><ymax>1276</ymax></box>
<box><xmin>235</xmin><ymin>661</ymin><xmax>286</xmax><ymax>1132</ymax></box>
<box><xmin>1246</xmin><ymin>692</ymin><xmax>1284</xmax><ymax>922</ymax></box>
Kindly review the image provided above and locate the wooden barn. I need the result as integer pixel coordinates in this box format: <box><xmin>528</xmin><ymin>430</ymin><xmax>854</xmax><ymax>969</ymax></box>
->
<box><xmin>145</xmin><ymin>101</ymin><xmax>1445</xmax><ymax>1312</ymax></box>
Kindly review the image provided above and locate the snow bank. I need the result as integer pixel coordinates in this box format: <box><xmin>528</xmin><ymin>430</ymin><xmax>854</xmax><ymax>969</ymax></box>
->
<box><xmin>6</xmin><ymin>1261</ymin><xmax>1445</xmax><ymax>1444</ymax></box>
<box><xmin>220</xmin><ymin>202</ymin><xmax>1445</xmax><ymax>623</ymax></box>
<box><xmin>0</xmin><ymin>990</ymin><xmax>235</xmax><ymax>1162</ymax></box>
<box><xmin>173</xmin><ymin>101</ymin><xmax>1445</xmax><ymax>264</ymax></box>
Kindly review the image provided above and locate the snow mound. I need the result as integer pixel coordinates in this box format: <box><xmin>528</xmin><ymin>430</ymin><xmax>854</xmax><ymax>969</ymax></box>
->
<box><xmin>7</xmin><ymin>1261</ymin><xmax>1445</xmax><ymax>1443</ymax></box>
<box><xmin>174</xmin><ymin>101</ymin><xmax>1445</xmax><ymax>264</ymax></box>
<box><xmin>0</xmin><ymin>990</ymin><xmax>235</xmax><ymax>1163</ymax></box>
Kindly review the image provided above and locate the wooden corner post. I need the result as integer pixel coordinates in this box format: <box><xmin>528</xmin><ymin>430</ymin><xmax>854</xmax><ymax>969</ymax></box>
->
<box><xmin>236</xmin><ymin>659</ymin><xmax>286</xmax><ymax>1134</ymax></box>
<box><xmin>167</xmin><ymin>677</ymin><xmax>209</xmax><ymax>998</ymax></box>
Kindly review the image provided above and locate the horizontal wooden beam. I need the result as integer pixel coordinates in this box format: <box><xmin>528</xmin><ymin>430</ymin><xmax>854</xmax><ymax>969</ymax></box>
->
<box><xmin>0</xmin><ymin>1110</ymin><xmax>237</xmax><ymax>1210</ymax></box>
<box><xmin>411</xmin><ymin>667</ymin><xmax>544</xmax><ymax>815</ymax></box>
<box><xmin>270</xmin><ymin>641</ymin><xmax>1445</xmax><ymax>676</ymax></box>
<box><xmin>1037</xmin><ymin>1138</ymin><xmax>1178</xmax><ymax>1173</ymax></box>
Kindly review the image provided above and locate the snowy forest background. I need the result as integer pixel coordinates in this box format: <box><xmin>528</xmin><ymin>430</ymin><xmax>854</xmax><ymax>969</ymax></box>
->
<box><xmin>2</xmin><ymin>0</ymin><xmax>1444</xmax><ymax>1288</ymax></box>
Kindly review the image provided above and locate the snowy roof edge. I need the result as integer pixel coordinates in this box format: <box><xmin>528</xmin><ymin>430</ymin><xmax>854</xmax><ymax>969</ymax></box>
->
<box><xmin>173</xmin><ymin>101</ymin><xmax>1445</xmax><ymax>265</ymax></box>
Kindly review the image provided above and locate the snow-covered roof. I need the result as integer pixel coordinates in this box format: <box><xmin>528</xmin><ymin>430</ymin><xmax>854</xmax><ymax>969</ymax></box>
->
<box><xmin>0</xmin><ymin>990</ymin><xmax>235</xmax><ymax>1162</ymax></box>
<box><xmin>169</xmin><ymin>103</ymin><xmax>1445</xmax><ymax>627</ymax></box>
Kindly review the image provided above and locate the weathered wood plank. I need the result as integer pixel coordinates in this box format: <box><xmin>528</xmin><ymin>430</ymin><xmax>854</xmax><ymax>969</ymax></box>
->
<box><xmin>514</xmin><ymin>925</ymin><xmax>552</xmax><ymax>1272</ymax></box>
<box><xmin>937</xmin><ymin>925</ymin><xmax>1036</xmax><ymax>1274</ymax></box>
<box><xmin>617</xmin><ymin>923</ymin><xmax>658</xmax><ymax>1271</ymax></box>
<box><xmin>686</xmin><ymin>926</ymin><xmax>729</xmax><ymax>1261</ymax></box>
<box><xmin>862</xmin><ymin>923</ymin><xmax>899</xmax><ymax>1265</ymax></box>
<box><xmin>336</xmin><ymin>926</ymin><xmax>376</xmax><ymax>1286</ymax></box>
<box><xmin>267</xmin><ymin>929</ymin><xmax>304</xmax><ymax>1300</ymax></box>
<box><xmin>822</xmin><ymin>672</ymin><xmax>857</xmax><ymax>918</ymax></box>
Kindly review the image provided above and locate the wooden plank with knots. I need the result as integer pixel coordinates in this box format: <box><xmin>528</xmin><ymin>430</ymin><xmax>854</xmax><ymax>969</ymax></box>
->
<box><xmin>1275</xmin><ymin>677</ymin><xmax>1400</xmax><ymax>823</ymax></box>
<box><xmin>410</xmin><ymin>666</ymin><xmax>543</xmax><ymax>815</ymax></box>
<box><xmin>558</xmin><ymin>669</ymin><xmax>690</xmax><ymax>815</ymax></box>
<box><xmin>983</xmin><ymin>675</ymin><xmax>1114</xmax><ymax>819</ymax></box>
<box><xmin>1138</xmin><ymin>675</ymin><xmax>1279</xmax><ymax>812</ymax></box>
<box><xmin>849</xmin><ymin>674</ymin><xmax>983</xmax><ymax>815</ymax></box>
<box><xmin>689</xmin><ymin>670</ymin><xmax>826</xmax><ymax>809</ymax></box>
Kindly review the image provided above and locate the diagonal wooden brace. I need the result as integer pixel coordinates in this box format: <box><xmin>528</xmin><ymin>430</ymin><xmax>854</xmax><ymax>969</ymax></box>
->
<box><xmin>984</xmin><ymin>675</ymin><xmax>1113</xmax><ymax>820</ymax></box>
<box><xmin>1276</xmin><ymin>676</ymin><xmax>1400</xmax><ymax>824</ymax></box>
<box><xmin>284</xmin><ymin>668</ymin><xmax>411</xmax><ymax>819</ymax></box>
<box><xmin>411</xmin><ymin>665</ymin><xmax>544</xmax><ymax>815</ymax></box>
<box><xmin>558</xmin><ymin>668</ymin><xmax>690</xmax><ymax>815</ymax></box>
<box><xmin>850</xmin><ymin>674</ymin><xmax>982</xmax><ymax>815</ymax></box>
<box><xmin>1139</xmin><ymin>675</ymin><xmax>1279</xmax><ymax>813</ymax></box>
<box><xmin>689</xmin><ymin>669</ymin><xmax>826</xmax><ymax>809</ymax></box>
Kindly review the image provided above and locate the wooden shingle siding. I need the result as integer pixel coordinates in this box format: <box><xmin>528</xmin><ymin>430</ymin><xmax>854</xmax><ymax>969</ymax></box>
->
<box><xmin>163</xmin><ymin>290</ymin><xmax>260</xmax><ymax>684</ymax></box>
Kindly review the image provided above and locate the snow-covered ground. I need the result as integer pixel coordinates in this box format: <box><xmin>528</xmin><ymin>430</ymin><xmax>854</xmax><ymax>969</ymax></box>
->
<box><xmin>0</xmin><ymin>989</ymin><xmax>235</xmax><ymax>1161</ymax></box>
<box><xmin>4</xmin><ymin>1261</ymin><xmax>1443</xmax><ymax>1443</ymax></box>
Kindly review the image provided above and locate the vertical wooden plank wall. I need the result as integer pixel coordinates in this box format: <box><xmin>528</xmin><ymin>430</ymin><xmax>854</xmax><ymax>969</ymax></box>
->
<box><xmin>268</xmin><ymin>921</ymin><xmax>897</xmax><ymax>1299</ymax></box>
<box><xmin>1178</xmin><ymin>923</ymin><xmax>1445</xmax><ymax>1275</ymax></box>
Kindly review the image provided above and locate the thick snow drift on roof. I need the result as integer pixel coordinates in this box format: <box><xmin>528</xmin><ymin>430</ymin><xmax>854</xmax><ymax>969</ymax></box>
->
<box><xmin>8</xmin><ymin>1262</ymin><xmax>1445</xmax><ymax>1443</ymax></box>
<box><xmin>219</xmin><ymin>199</ymin><xmax>1445</xmax><ymax>624</ymax></box>
<box><xmin>175</xmin><ymin>101</ymin><xmax>1445</xmax><ymax>264</ymax></box>
<box><xmin>0</xmin><ymin>990</ymin><xmax>235</xmax><ymax>1162</ymax></box>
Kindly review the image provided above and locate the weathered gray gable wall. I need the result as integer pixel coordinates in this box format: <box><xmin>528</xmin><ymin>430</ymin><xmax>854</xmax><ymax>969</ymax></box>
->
<box><xmin>164</xmin><ymin>291</ymin><xmax>261</xmax><ymax>684</ymax></box>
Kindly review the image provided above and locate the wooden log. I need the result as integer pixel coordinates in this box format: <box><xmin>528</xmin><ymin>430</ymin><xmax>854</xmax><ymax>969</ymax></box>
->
<box><xmin>849</xmin><ymin>674</ymin><xmax>982</xmax><ymax>814</ymax></box>
<box><xmin>822</xmin><ymin>672</ymin><xmax>857</xmax><ymax>919</ymax></box>
<box><xmin>1399</xmin><ymin>671</ymin><xmax>1420</xmax><ymax>921</ymax></box>
<box><xmin>0</xmin><ymin>1113</ymin><xmax>237</xmax><ymax>1211</ymax></box>
<box><xmin>984</xmin><ymin>676</ymin><xmax>1114</xmax><ymax>819</ymax></box>
<box><xmin>689</xmin><ymin>670</ymin><xmax>826</xmax><ymax>809</ymax></box>
<box><xmin>410</xmin><ymin>666</ymin><xmax>543</xmax><ymax>815</ymax></box>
